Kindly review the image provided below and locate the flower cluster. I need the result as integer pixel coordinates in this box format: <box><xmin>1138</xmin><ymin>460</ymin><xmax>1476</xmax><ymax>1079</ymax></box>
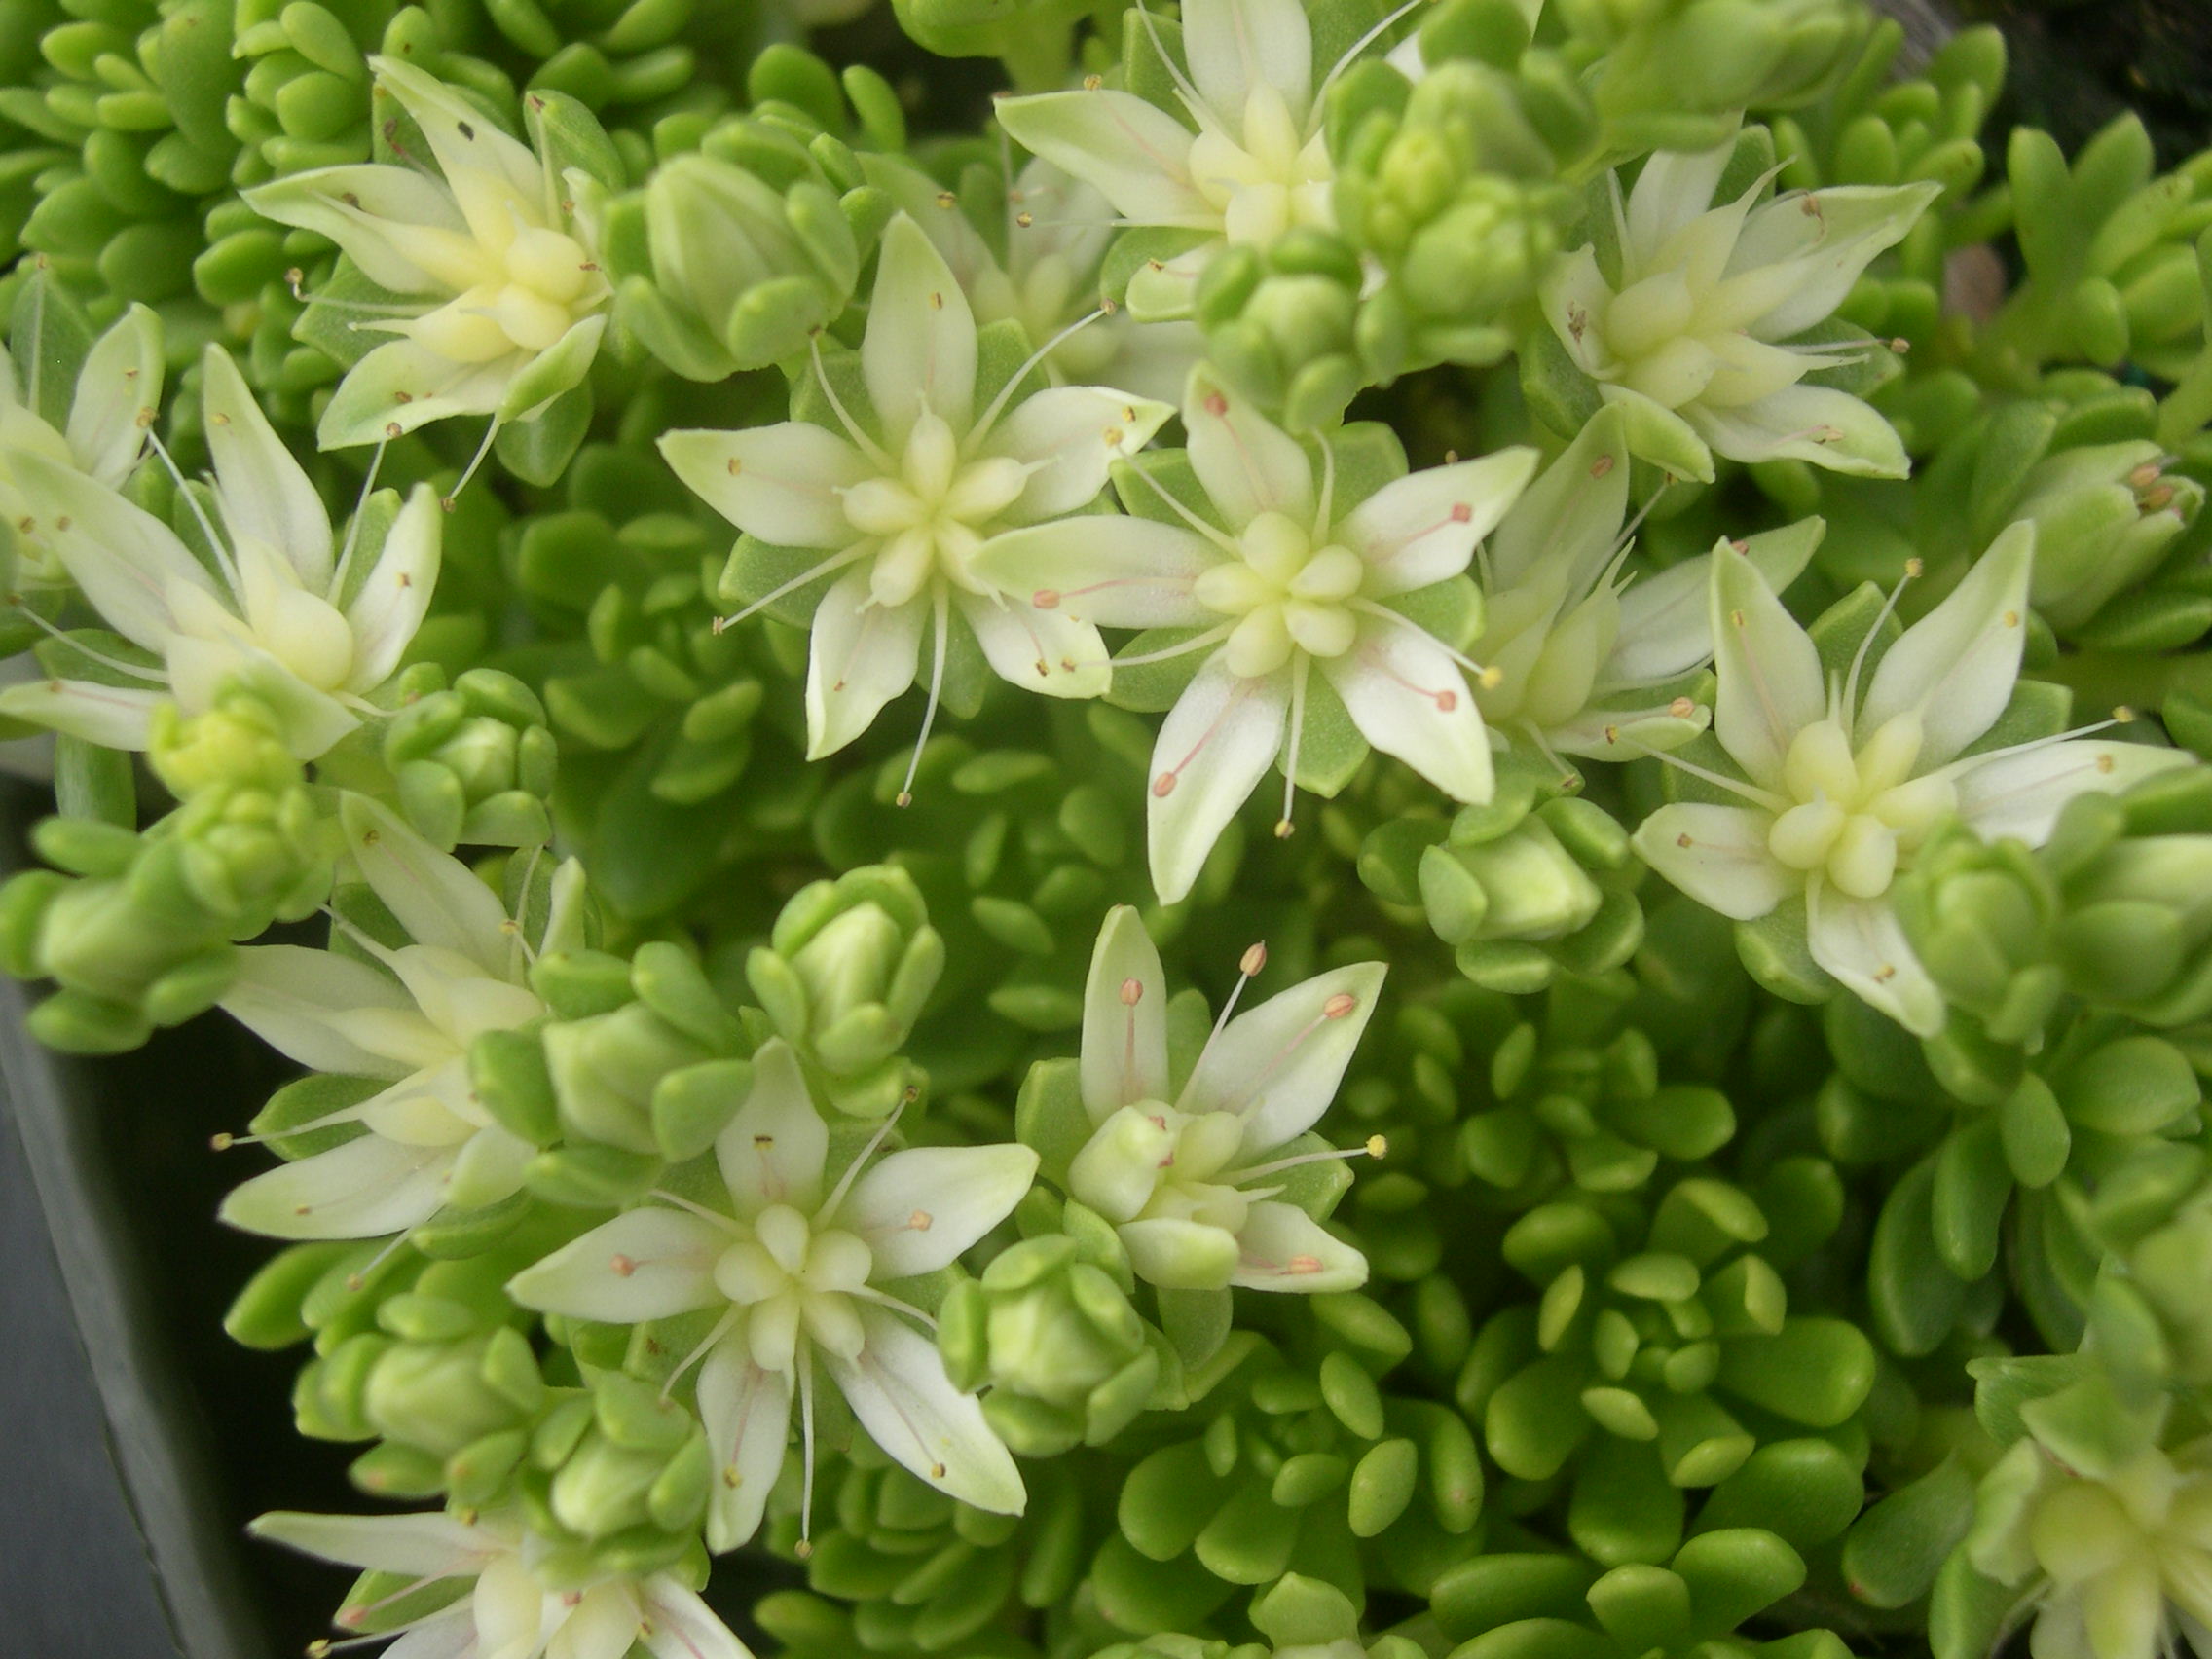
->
<box><xmin>1</xmin><ymin>6</ymin><xmax>2211</xmax><ymax>1659</ymax></box>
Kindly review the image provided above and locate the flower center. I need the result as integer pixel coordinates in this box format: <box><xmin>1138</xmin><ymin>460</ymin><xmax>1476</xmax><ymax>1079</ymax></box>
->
<box><xmin>1187</xmin><ymin>85</ymin><xmax>1334</xmax><ymax>246</ymax></box>
<box><xmin>1474</xmin><ymin>582</ymin><xmax>1621</xmax><ymax>731</ymax></box>
<box><xmin>1067</xmin><ymin>1102</ymin><xmax>1253</xmax><ymax>1235</ymax></box>
<box><xmin>842</xmin><ymin>409</ymin><xmax>1029</xmax><ymax>607</ymax></box>
<box><xmin>712</xmin><ymin>1201</ymin><xmax>874</xmax><ymax>1372</ymax></box>
<box><xmin>406</xmin><ymin>221</ymin><xmax>601</xmax><ymax>363</ymax></box>
<box><xmin>1763</xmin><ymin>713</ymin><xmax>1956</xmax><ymax>900</ymax></box>
<box><xmin>1194</xmin><ymin>509</ymin><xmax>1364</xmax><ymax>677</ymax></box>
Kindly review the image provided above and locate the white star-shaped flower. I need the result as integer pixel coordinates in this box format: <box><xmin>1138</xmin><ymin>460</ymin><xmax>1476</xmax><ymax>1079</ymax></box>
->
<box><xmin>507</xmin><ymin>1039</ymin><xmax>1035</xmax><ymax>1551</ymax></box>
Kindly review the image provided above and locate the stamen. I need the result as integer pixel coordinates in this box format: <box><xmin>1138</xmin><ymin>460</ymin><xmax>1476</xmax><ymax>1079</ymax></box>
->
<box><xmin>7</xmin><ymin>601</ymin><xmax>167</xmax><ymax>682</ymax></box>
<box><xmin>1278</xmin><ymin>652</ymin><xmax>1309</xmax><ymax>837</ymax></box>
<box><xmin>1151</xmin><ymin>674</ymin><xmax>1252</xmax><ymax>798</ymax></box>
<box><xmin>1235</xmin><ymin>1134</ymin><xmax>1388</xmax><ymax>1183</ymax></box>
<box><xmin>1601</xmin><ymin>726</ymin><xmax>1790</xmax><ymax>812</ymax></box>
<box><xmin>143</xmin><ymin>428</ymin><xmax>245</xmax><ymax>602</ymax></box>
<box><xmin>897</xmin><ymin>586</ymin><xmax>952</xmax><ymax>807</ymax></box>
<box><xmin>1313</xmin><ymin>432</ymin><xmax>1338</xmax><ymax>544</ymax></box>
<box><xmin>1121</xmin><ymin>976</ymin><xmax>1144</xmax><ymax>1105</ymax></box>
<box><xmin>441</xmin><ymin>419</ymin><xmax>499</xmax><ymax>512</ymax></box>
<box><xmin>966</xmin><ymin>305</ymin><xmax>1119</xmax><ymax>448</ymax></box>
<box><xmin>815</xmin><ymin>1088</ymin><xmax>914</xmax><ymax>1224</ymax></box>
<box><xmin>808</xmin><ymin>335</ymin><xmax>896</xmax><ymax>472</ymax></box>
<box><xmin>797</xmin><ymin>1341</ymin><xmax>819</xmax><ymax>1556</ymax></box>
<box><xmin>328</xmin><ymin>434</ymin><xmax>390</xmax><ymax>603</ymax></box>
<box><xmin>1841</xmin><ymin>557</ymin><xmax>1921</xmax><ymax>723</ymax></box>
<box><xmin>1309</xmin><ymin>0</ymin><xmax>1432</xmax><ymax>121</ymax></box>
<box><xmin>712</xmin><ymin>543</ymin><xmax>871</xmax><ymax>635</ymax></box>
<box><xmin>659</xmin><ymin>1309</ymin><xmax>739</xmax><ymax>1401</ymax></box>
<box><xmin>1116</xmin><ymin>621</ymin><xmax>1233</xmax><ymax>671</ymax></box>
<box><xmin>342</xmin><ymin>1231</ymin><xmax>413</xmax><ymax>1293</ymax></box>
<box><xmin>853</xmin><ymin>1284</ymin><xmax>939</xmax><ymax>1330</ymax></box>
<box><xmin>1113</xmin><ymin>449</ymin><xmax>1240</xmax><ymax>554</ymax></box>
<box><xmin>646</xmin><ymin>1189</ymin><xmax>745</xmax><ymax>1235</ymax></box>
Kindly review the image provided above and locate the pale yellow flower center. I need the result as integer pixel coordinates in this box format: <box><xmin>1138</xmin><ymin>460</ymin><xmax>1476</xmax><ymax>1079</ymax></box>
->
<box><xmin>841</xmin><ymin>409</ymin><xmax>1028</xmax><ymax>607</ymax></box>
<box><xmin>1068</xmin><ymin>1102</ymin><xmax>1253</xmax><ymax>1235</ymax></box>
<box><xmin>712</xmin><ymin>1201</ymin><xmax>875</xmax><ymax>1374</ymax></box>
<box><xmin>406</xmin><ymin>221</ymin><xmax>600</xmax><ymax>363</ymax></box>
<box><xmin>1763</xmin><ymin>713</ymin><xmax>1956</xmax><ymax>900</ymax></box>
<box><xmin>1194</xmin><ymin>509</ymin><xmax>1365</xmax><ymax>678</ymax></box>
<box><xmin>1187</xmin><ymin>85</ymin><xmax>1334</xmax><ymax>247</ymax></box>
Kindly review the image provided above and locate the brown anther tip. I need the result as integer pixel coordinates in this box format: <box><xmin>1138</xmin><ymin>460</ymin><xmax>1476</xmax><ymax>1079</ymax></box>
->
<box><xmin>1590</xmin><ymin>456</ymin><xmax>1614</xmax><ymax>478</ymax></box>
<box><xmin>726</xmin><ymin>456</ymin><xmax>742</xmax><ymax>474</ymax></box>
<box><xmin>711</xmin><ymin>615</ymin><xmax>729</xmax><ymax>635</ymax></box>
<box><xmin>1365</xmin><ymin>1134</ymin><xmax>1387</xmax><ymax>1158</ymax></box>
<box><xmin>1729</xmin><ymin>539</ymin><xmax>1749</xmax><ymax>553</ymax></box>
<box><xmin>385</xmin><ymin>422</ymin><xmax>403</xmax><ymax>439</ymax></box>
<box><xmin>1436</xmin><ymin>690</ymin><xmax>1458</xmax><ymax>711</ymax></box>
<box><xmin>1033</xmin><ymin>588</ymin><xmax>1060</xmax><ymax>609</ymax></box>
<box><xmin>1450</xmin><ymin>501</ymin><xmax>1472</xmax><ymax>523</ymax></box>
<box><xmin>1083</xmin><ymin>74</ymin><xmax>1102</xmax><ymax>89</ymax></box>
<box><xmin>794</xmin><ymin>1538</ymin><xmax>815</xmax><ymax>1559</ymax></box>
<box><xmin>1677</xmin><ymin>832</ymin><xmax>1692</xmax><ymax>848</ymax></box>
<box><xmin>1323</xmin><ymin>992</ymin><xmax>1357</xmax><ymax>1019</ymax></box>
<box><xmin>1204</xmin><ymin>392</ymin><xmax>1228</xmax><ymax>417</ymax></box>
<box><xmin>2095</xmin><ymin>753</ymin><xmax>2116</xmax><ymax>772</ymax></box>
<box><xmin>2003</xmin><ymin>609</ymin><xmax>2020</xmax><ymax>627</ymax></box>
<box><xmin>309</xmin><ymin>1641</ymin><xmax>334</xmax><ymax>1656</ymax></box>
<box><xmin>1288</xmin><ymin>1254</ymin><xmax>1322</xmax><ymax>1273</ymax></box>
<box><xmin>1240</xmin><ymin>941</ymin><xmax>1268</xmax><ymax>977</ymax></box>
<box><xmin>895</xmin><ymin>791</ymin><xmax>913</xmax><ymax>807</ymax></box>
<box><xmin>1668</xmin><ymin>696</ymin><xmax>1695</xmax><ymax>719</ymax></box>
<box><xmin>1604</xmin><ymin>725</ymin><xmax>1621</xmax><ymax>745</ymax></box>
<box><xmin>440</xmin><ymin>497</ymin><xmax>457</xmax><ymax>513</ymax></box>
<box><xmin>1152</xmin><ymin>771</ymin><xmax>1177</xmax><ymax>797</ymax></box>
<box><xmin>210</xmin><ymin>1132</ymin><xmax>234</xmax><ymax>1151</ymax></box>
<box><xmin>1889</xmin><ymin>337</ymin><xmax>1911</xmax><ymax>354</ymax></box>
<box><xmin>1274</xmin><ymin>818</ymin><xmax>1295</xmax><ymax>838</ymax></box>
<box><xmin>1120</xmin><ymin>977</ymin><xmax>1144</xmax><ymax>1006</ymax></box>
<box><xmin>936</xmin><ymin>191</ymin><xmax>956</xmax><ymax>207</ymax></box>
<box><xmin>931</xmin><ymin>1461</ymin><xmax>947</xmax><ymax>1478</ymax></box>
<box><xmin>344</xmin><ymin>1273</ymin><xmax>364</xmax><ymax>1291</ymax></box>
<box><xmin>2141</xmin><ymin>483</ymin><xmax>2177</xmax><ymax>512</ymax></box>
<box><xmin>2114</xmin><ymin>705</ymin><xmax>2137</xmax><ymax>722</ymax></box>
<box><xmin>1873</xmin><ymin>965</ymin><xmax>1897</xmax><ymax>982</ymax></box>
<box><xmin>909</xmin><ymin>1209</ymin><xmax>932</xmax><ymax>1231</ymax></box>
<box><xmin>1014</xmin><ymin>211</ymin><xmax>1034</xmax><ymax>228</ymax></box>
<box><xmin>1903</xmin><ymin>557</ymin><xmax>1924</xmax><ymax>578</ymax></box>
<box><xmin>610</xmin><ymin>1254</ymin><xmax>637</xmax><ymax>1277</ymax></box>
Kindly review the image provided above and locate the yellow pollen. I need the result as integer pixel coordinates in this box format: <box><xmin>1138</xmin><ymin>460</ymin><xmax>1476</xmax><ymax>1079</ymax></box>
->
<box><xmin>1365</xmin><ymin>1135</ymin><xmax>1387</xmax><ymax>1157</ymax></box>
<box><xmin>1240</xmin><ymin>942</ymin><xmax>1268</xmax><ymax>976</ymax></box>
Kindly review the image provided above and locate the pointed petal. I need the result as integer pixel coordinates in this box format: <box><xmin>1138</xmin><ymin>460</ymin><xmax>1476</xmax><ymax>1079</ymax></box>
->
<box><xmin>505</xmin><ymin>1206</ymin><xmax>727</xmax><ymax>1321</ymax></box>
<box><xmin>954</xmin><ymin>589</ymin><xmax>1109</xmax><ymax>700</ymax></box>
<box><xmin>1119</xmin><ymin>1216</ymin><xmax>1240</xmax><ymax>1289</ymax></box>
<box><xmin>1625</xmin><ymin>142</ymin><xmax>1734</xmax><ymax>272</ymax></box>
<box><xmin>1343</xmin><ymin>447</ymin><xmax>1539</xmax><ymax>597</ymax></box>
<box><xmin>866</xmin><ymin>216</ymin><xmax>979</xmax><ymax>443</ymax></box>
<box><xmin>344</xmin><ymin>484</ymin><xmax>442</xmax><ymax>692</ymax></box>
<box><xmin>1184</xmin><ymin>0</ymin><xmax>1312</xmax><ymax>122</ymax></box>
<box><xmin>1183</xmin><ymin>959</ymin><xmax>1384</xmax><ymax>1153</ymax></box>
<box><xmin>1684</xmin><ymin>383</ymin><xmax>1909</xmax><ymax>479</ymax></box>
<box><xmin>1230</xmin><ymin>1200</ymin><xmax>1368</xmax><ymax>1293</ymax></box>
<box><xmin>696</xmin><ymin>1336</ymin><xmax>793</xmax><ymax>1553</ymax></box>
<box><xmin>218</xmin><ymin>1134</ymin><xmax>453</xmax><ymax>1240</ymax></box>
<box><xmin>1953</xmin><ymin>739</ymin><xmax>2192</xmax><ymax>846</ymax></box>
<box><xmin>382</xmin><ymin>1609</ymin><xmax>480</xmax><ymax>1659</ymax></box>
<box><xmin>989</xmin><ymin>387</ymin><xmax>1174</xmax><ymax>522</ymax></box>
<box><xmin>1727</xmin><ymin>182</ymin><xmax>1942</xmax><ymax>341</ymax></box>
<box><xmin>164</xmin><ymin>635</ymin><xmax>361</xmax><ymax>758</ymax></box>
<box><xmin>1609</xmin><ymin>522</ymin><xmax>1823</xmax><ymax>686</ymax></box>
<box><xmin>317</xmin><ymin>339</ymin><xmax>517</xmax><ymax>449</ymax></box>
<box><xmin>826</xmin><ymin>1305</ymin><xmax>1025</xmax><ymax>1514</ymax></box>
<box><xmin>1081</xmin><ymin>904</ymin><xmax>1170</xmax><ymax>1121</ymax></box>
<box><xmin>563</xmin><ymin>1585</ymin><xmax>648</xmax><ymax>1659</ymax></box>
<box><xmin>11</xmin><ymin>450</ymin><xmax>213</xmax><ymax>652</ymax></box>
<box><xmin>658</xmin><ymin>424</ymin><xmax>869</xmax><ymax>549</ymax></box>
<box><xmin>1631</xmin><ymin>802</ymin><xmax>1793</xmax><ymax>920</ymax></box>
<box><xmin>841</xmin><ymin>1143</ymin><xmax>1038</xmax><ymax>1277</ymax></box>
<box><xmin>993</xmin><ymin>91</ymin><xmax>1209</xmax><ymax>228</ymax></box>
<box><xmin>0</xmin><ymin>676</ymin><xmax>160</xmax><ymax>749</ymax></box>
<box><xmin>715</xmin><ymin>1040</ymin><xmax>828</xmax><ymax>1218</ymax></box>
<box><xmin>222</xmin><ymin>944</ymin><xmax>417</xmax><ymax>1077</ymax></box>
<box><xmin>247</xmin><ymin>1510</ymin><xmax>492</xmax><ymax>1576</ymax></box>
<box><xmin>1489</xmin><ymin>406</ymin><xmax>1630</xmax><ymax>593</ymax></box>
<box><xmin>805</xmin><ymin>571</ymin><xmax>924</xmax><ymax>759</ymax></box>
<box><xmin>641</xmin><ymin>1580</ymin><xmax>756</xmax><ymax>1659</ymax></box>
<box><xmin>203</xmin><ymin>347</ymin><xmax>333</xmax><ymax>592</ymax></box>
<box><xmin>242</xmin><ymin>165</ymin><xmax>473</xmax><ymax>296</ymax></box>
<box><xmin>968</xmin><ymin>515</ymin><xmax>1219</xmax><ymax>629</ymax></box>
<box><xmin>370</xmin><ymin>56</ymin><xmax>544</xmax><ymax>224</ymax></box>
<box><xmin>1324</xmin><ymin>621</ymin><xmax>1493</xmax><ymax>801</ymax></box>
<box><xmin>1147</xmin><ymin>656</ymin><xmax>1288</xmax><ymax>903</ymax></box>
<box><xmin>1859</xmin><ymin>521</ymin><xmax>2032</xmax><ymax>767</ymax></box>
<box><xmin>1806</xmin><ymin>886</ymin><xmax>1946</xmax><ymax>1036</ymax></box>
<box><xmin>66</xmin><ymin>303</ymin><xmax>162</xmax><ymax>488</ymax></box>
<box><xmin>1185</xmin><ymin>372</ymin><xmax>1313</xmax><ymax>529</ymax></box>
<box><xmin>339</xmin><ymin>793</ymin><xmax>516</xmax><ymax>975</ymax></box>
<box><xmin>1709</xmin><ymin>539</ymin><xmax>1825</xmax><ymax>791</ymax></box>
<box><xmin>445</xmin><ymin>1123</ymin><xmax>534</xmax><ymax>1212</ymax></box>
<box><xmin>1542</xmin><ymin>244</ymin><xmax>1620</xmax><ymax>378</ymax></box>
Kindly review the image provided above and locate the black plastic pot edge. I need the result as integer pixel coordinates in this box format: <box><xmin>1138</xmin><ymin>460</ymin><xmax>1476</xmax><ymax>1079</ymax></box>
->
<box><xmin>0</xmin><ymin>866</ymin><xmax>273</xmax><ymax>1659</ymax></box>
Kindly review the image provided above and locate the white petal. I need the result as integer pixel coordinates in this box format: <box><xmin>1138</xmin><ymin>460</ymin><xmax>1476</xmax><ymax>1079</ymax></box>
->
<box><xmin>1709</xmin><ymin>539</ymin><xmax>1825</xmax><ymax>791</ymax></box>
<box><xmin>715</xmin><ymin>1039</ymin><xmax>828</xmax><ymax>1218</ymax></box>
<box><xmin>317</xmin><ymin>338</ymin><xmax>519</xmax><ymax>449</ymax></box>
<box><xmin>697</xmin><ymin>1336</ymin><xmax>793</xmax><ymax>1553</ymax></box>
<box><xmin>1343</xmin><ymin>447</ymin><xmax>1538</xmax><ymax>597</ymax></box>
<box><xmin>66</xmin><ymin>303</ymin><xmax>162</xmax><ymax>488</ymax></box>
<box><xmin>1684</xmin><ymin>383</ymin><xmax>1908</xmax><ymax>479</ymax></box>
<box><xmin>866</xmin><ymin>216</ymin><xmax>978</xmax><ymax>444</ymax></box>
<box><xmin>1184</xmin><ymin>0</ymin><xmax>1312</xmax><ymax>123</ymax></box>
<box><xmin>1858</xmin><ymin>521</ymin><xmax>2031</xmax><ymax>767</ymax></box>
<box><xmin>1147</xmin><ymin>655</ymin><xmax>1288</xmax><ymax>903</ymax></box>
<box><xmin>840</xmin><ymin>1143</ymin><xmax>1038</xmax><ymax>1277</ymax></box>
<box><xmin>640</xmin><ymin>1580</ymin><xmax>756</xmax><ymax>1659</ymax></box>
<box><xmin>370</xmin><ymin>56</ymin><xmax>545</xmax><ymax>232</ymax></box>
<box><xmin>343</xmin><ymin>484</ymin><xmax>442</xmax><ymax>693</ymax></box>
<box><xmin>339</xmin><ymin>794</ymin><xmax>516</xmax><ymax>976</ymax></box>
<box><xmin>1324</xmin><ymin>621</ymin><xmax>1493</xmax><ymax>800</ymax></box>
<box><xmin>241</xmin><ymin>165</ymin><xmax>474</xmax><ymax>296</ymax></box>
<box><xmin>1488</xmin><ymin>406</ymin><xmax>1629</xmax><ymax>594</ymax></box>
<box><xmin>1609</xmin><ymin>522</ymin><xmax>1822</xmax><ymax>686</ymax></box>
<box><xmin>0</xmin><ymin>676</ymin><xmax>161</xmax><ymax>749</ymax></box>
<box><xmin>826</xmin><ymin>1305</ymin><xmax>1025</xmax><ymax>1514</ymax></box>
<box><xmin>504</xmin><ymin>1206</ymin><xmax>728</xmax><ymax>1321</ymax></box>
<box><xmin>1631</xmin><ymin>802</ymin><xmax>1794</xmax><ymax>921</ymax></box>
<box><xmin>1805</xmin><ymin>886</ymin><xmax>1945</xmax><ymax>1036</ymax></box>
<box><xmin>1186</xmin><ymin>374</ymin><xmax>1313</xmax><ymax>529</ymax></box>
<box><xmin>203</xmin><ymin>346</ymin><xmax>333</xmax><ymax>592</ymax></box>
<box><xmin>1953</xmin><ymin>740</ymin><xmax>2194</xmax><ymax>846</ymax></box>
<box><xmin>1727</xmin><ymin>182</ymin><xmax>1942</xmax><ymax>342</ymax></box>
<box><xmin>12</xmin><ymin>451</ymin><xmax>212</xmax><ymax>652</ymax></box>
<box><xmin>164</xmin><ymin>634</ymin><xmax>360</xmax><ymax>758</ymax></box>
<box><xmin>218</xmin><ymin>1134</ymin><xmax>453</xmax><ymax>1240</ymax></box>
<box><xmin>1625</xmin><ymin>143</ymin><xmax>1734</xmax><ymax>270</ymax></box>
<box><xmin>954</xmin><ymin>589</ymin><xmax>1110</xmax><ymax>700</ymax></box>
<box><xmin>1230</xmin><ymin>1200</ymin><xmax>1368</xmax><ymax>1293</ymax></box>
<box><xmin>1080</xmin><ymin>904</ymin><xmax>1170</xmax><ymax>1121</ymax></box>
<box><xmin>1184</xmin><ymin>960</ymin><xmax>1384</xmax><ymax>1154</ymax></box>
<box><xmin>804</xmin><ymin>571</ymin><xmax>924</xmax><ymax>758</ymax></box>
<box><xmin>222</xmin><ymin>944</ymin><xmax>417</xmax><ymax>1077</ymax></box>
<box><xmin>989</xmin><ymin>387</ymin><xmax>1174</xmax><ymax>522</ymax></box>
<box><xmin>445</xmin><ymin>1123</ymin><xmax>534</xmax><ymax>1212</ymax></box>
<box><xmin>1120</xmin><ymin>1216</ymin><xmax>1240</xmax><ymax>1289</ymax></box>
<box><xmin>1541</xmin><ymin>244</ymin><xmax>1619</xmax><ymax>378</ymax></box>
<box><xmin>658</xmin><ymin>424</ymin><xmax>870</xmax><ymax>549</ymax></box>
<box><xmin>967</xmin><ymin>516</ymin><xmax>1219</xmax><ymax>630</ymax></box>
<box><xmin>383</xmin><ymin>1608</ymin><xmax>480</xmax><ymax>1659</ymax></box>
<box><xmin>247</xmin><ymin>1509</ymin><xmax>492</xmax><ymax>1575</ymax></box>
<box><xmin>993</xmin><ymin>91</ymin><xmax>1210</xmax><ymax>228</ymax></box>
<box><xmin>560</xmin><ymin>1583</ymin><xmax>646</xmax><ymax>1659</ymax></box>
